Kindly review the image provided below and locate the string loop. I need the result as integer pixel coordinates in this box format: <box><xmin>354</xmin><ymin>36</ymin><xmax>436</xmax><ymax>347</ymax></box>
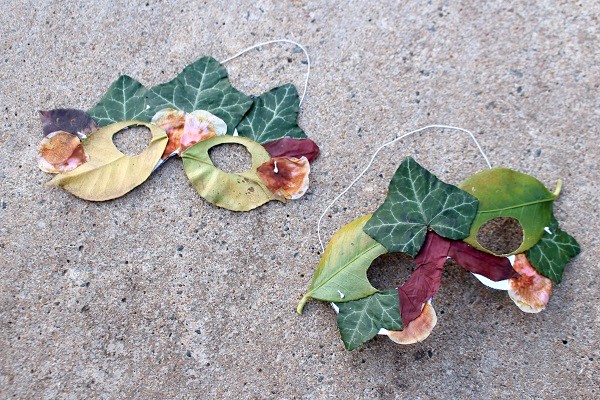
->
<box><xmin>220</xmin><ymin>39</ymin><xmax>311</xmax><ymax>106</ymax></box>
<box><xmin>317</xmin><ymin>125</ymin><xmax>493</xmax><ymax>252</ymax></box>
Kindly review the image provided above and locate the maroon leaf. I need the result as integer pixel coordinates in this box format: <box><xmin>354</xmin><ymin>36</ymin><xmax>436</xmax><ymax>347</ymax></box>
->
<box><xmin>398</xmin><ymin>232</ymin><xmax>451</xmax><ymax>326</ymax></box>
<box><xmin>262</xmin><ymin>137</ymin><xmax>320</xmax><ymax>163</ymax></box>
<box><xmin>448</xmin><ymin>240</ymin><xmax>519</xmax><ymax>281</ymax></box>
<box><xmin>397</xmin><ymin>231</ymin><xmax>518</xmax><ymax>326</ymax></box>
<box><xmin>39</xmin><ymin>109</ymin><xmax>98</xmax><ymax>137</ymax></box>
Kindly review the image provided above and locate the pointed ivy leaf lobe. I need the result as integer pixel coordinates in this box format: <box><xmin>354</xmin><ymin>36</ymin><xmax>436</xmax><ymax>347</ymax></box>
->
<box><xmin>236</xmin><ymin>84</ymin><xmax>307</xmax><ymax>143</ymax></box>
<box><xmin>147</xmin><ymin>57</ymin><xmax>253</xmax><ymax>134</ymax></box>
<box><xmin>88</xmin><ymin>75</ymin><xmax>151</xmax><ymax>126</ymax></box>
<box><xmin>335</xmin><ymin>290</ymin><xmax>403</xmax><ymax>351</ymax></box>
<box><xmin>526</xmin><ymin>215</ymin><xmax>580</xmax><ymax>283</ymax></box>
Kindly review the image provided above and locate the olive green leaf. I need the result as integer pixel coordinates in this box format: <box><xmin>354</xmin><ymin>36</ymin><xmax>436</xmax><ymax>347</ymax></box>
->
<box><xmin>459</xmin><ymin>168</ymin><xmax>558</xmax><ymax>255</ymax></box>
<box><xmin>335</xmin><ymin>290</ymin><xmax>403</xmax><ymax>351</ymax></box>
<box><xmin>47</xmin><ymin>121</ymin><xmax>167</xmax><ymax>201</ymax></box>
<box><xmin>363</xmin><ymin>157</ymin><xmax>479</xmax><ymax>256</ymax></box>
<box><xmin>297</xmin><ymin>215</ymin><xmax>387</xmax><ymax>313</ymax></box>
<box><xmin>526</xmin><ymin>215</ymin><xmax>580</xmax><ymax>284</ymax></box>
<box><xmin>236</xmin><ymin>84</ymin><xmax>307</xmax><ymax>143</ymax></box>
<box><xmin>87</xmin><ymin>76</ymin><xmax>151</xmax><ymax>126</ymax></box>
<box><xmin>147</xmin><ymin>57</ymin><xmax>253</xmax><ymax>133</ymax></box>
<box><xmin>181</xmin><ymin>135</ymin><xmax>281</xmax><ymax>211</ymax></box>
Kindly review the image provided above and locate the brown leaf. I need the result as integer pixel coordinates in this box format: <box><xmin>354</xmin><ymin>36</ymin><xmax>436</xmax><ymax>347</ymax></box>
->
<box><xmin>262</xmin><ymin>138</ymin><xmax>320</xmax><ymax>163</ymax></box>
<box><xmin>37</xmin><ymin>131</ymin><xmax>89</xmax><ymax>173</ymax></box>
<box><xmin>39</xmin><ymin>109</ymin><xmax>98</xmax><ymax>138</ymax></box>
<box><xmin>256</xmin><ymin>156</ymin><xmax>310</xmax><ymax>199</ymax></box>
<box><xmin>397</xmin><ymin>231</ymin><xmax>519</xmax><ymax>326</ymax></box>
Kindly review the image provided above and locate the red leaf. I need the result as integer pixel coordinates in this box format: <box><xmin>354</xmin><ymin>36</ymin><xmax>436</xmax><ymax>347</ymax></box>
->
<box><xmin>397</xmin><ymin>231</ymin><xmax>519</xmax><ymax>326</ymax></box>
<box><xmin>448</xmin><ymin>240</ymin><xmax>519</xmax><ymax>281</ymax></box>
<box><xmin>262</xmin><ymin>138</ymin><xmax>320</xmax><ymax>163</ymax></box>
<box><xmin>39</xmin><ymin>109</ymin><xmax>98</xmax><ymax>137</ymax></box>
<box><xmin>398</xmin><ymin>232</ymin><xmax>451</xmax><ymax>326</ymax></box>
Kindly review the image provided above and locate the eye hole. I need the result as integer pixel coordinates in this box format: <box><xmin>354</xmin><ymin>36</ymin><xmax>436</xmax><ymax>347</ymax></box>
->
<box><xmin>476</xmin><ymin>217</ymin><xmax>524</xmax><ymax>255</ymax></box>
<box><xmin>112</xmin><ymin>126</ymin><xmax>152</xmax><ymax>156</ymax></box>
<box><xmin>208</xmin><ymin>143</ymin><xmax>253</xmax><ymax>173</ymax></box>
<box><xmin>367</xmin><ymin>253</ymin><xmax>415</xmax><ymax>290</ymax></box>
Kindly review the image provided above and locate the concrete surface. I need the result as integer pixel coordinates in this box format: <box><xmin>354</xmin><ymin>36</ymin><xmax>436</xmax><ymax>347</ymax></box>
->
<box><xmin>1</xmin><ymin>1</ymin><xmax>598</xmax><ymax>399</ymax></box>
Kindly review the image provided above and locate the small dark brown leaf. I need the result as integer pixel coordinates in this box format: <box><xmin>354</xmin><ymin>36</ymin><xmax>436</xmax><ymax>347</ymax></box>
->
<box><xmin>262</xmin><ymin>138</ymin><xmax>320</xmax><ymax>163</ymax></box>
<box><xmin>39</xmin><ymin>109</ymin><xmax>99</xmax><ymax>138</ymax></box>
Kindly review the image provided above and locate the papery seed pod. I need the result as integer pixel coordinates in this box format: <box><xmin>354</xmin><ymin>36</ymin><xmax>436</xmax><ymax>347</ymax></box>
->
<box><xmin>508</xmin><ymin>254</ymin><xmax>552</xmax><ymax>313</ymax></box>
<box><xmin>257</xmin><ymin>156</ymin><xmax>310</xmax><ymax>199</ymax></box>
<box><xmin>382</xmin><ymin>300</ymin><xmax>437</xmax><ymax>345</ymax></box>
<box><xmin>37</xmin><ymin>131</ymin><xmax>89</xmax><ymax>173</ymax></box>
<box><xmin>180</xmin><ymin>110</ymin><xmax>227</xmax><ymax>152</ymax></box>
<box><xmin>151</xmin><ymin>108</ymin><xmax>186</xmax><ymax>159</ymax></box>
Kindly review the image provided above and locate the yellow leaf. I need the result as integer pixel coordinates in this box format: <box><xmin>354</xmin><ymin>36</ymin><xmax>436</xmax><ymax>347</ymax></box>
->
<box><xmin>297</xmin><ymin>215</ymin><xmax>386</xmax><ymax>313</ymax></box>
<box><xmin>47</xmin><ymin>121</ymin><xmax>168</xmax><ymax>201</ymax></box>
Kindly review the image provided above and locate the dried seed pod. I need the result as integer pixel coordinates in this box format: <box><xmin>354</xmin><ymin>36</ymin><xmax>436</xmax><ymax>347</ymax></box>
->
<box><xmin>508</xmin><ymin>254</ymin><xmax>553</xmax><ymax>313</ymax></box>
<box><xmin>37</xmin><ymin>131</ymin><xmax>89</xmax><ymax>173</ymax></box>
<box><xmin>151</xmin><ymin>108</ymin><xmax>186</xmax><ymax>158</ymax></box>
<box><xmin>180</xmin><ymin>110</ymin><xmax>227</xmax><ymax>152</ymax></box>
<box><xmin>152</xmin><ymin>109</ymin><xmax>227</xmax><ymax>158</ymax></box>
<box><xmin>256</xmin><ymin>156</ymin><xmax>310</xmax><ymax>199</ymax></box>
<box><xmin>382</xmin><ymin>300</ymin><xmax>437</xmax><ymax>345</ymax></box>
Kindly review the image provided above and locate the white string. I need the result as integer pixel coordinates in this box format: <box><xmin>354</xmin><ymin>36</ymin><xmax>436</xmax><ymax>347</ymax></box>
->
<box><xmin>317</xmin><ymin>124</ymin><xmax>493</xmax><ymax>252</ymax></box>
<box><xmin>220</xmin><ymin>39</ymin><xmax>311</xmax><ymax>106</ymax></box>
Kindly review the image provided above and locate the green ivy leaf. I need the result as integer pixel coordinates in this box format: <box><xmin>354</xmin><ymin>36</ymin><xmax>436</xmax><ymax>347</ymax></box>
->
<box><xmin>335</xmin><ymin>290</ymin><xmax>403</xmax><ymax>351</ymax></box>
<box><xmin>526</xmin><ymin>215</ymin><xmax>580</xmax><ymax>284</ymax></box>
<box><xmin>459</xmin><ymin>168</ymin><xmax>557</xmax><ymax>255</ymax></box>
<box><xmin>147</xmin><ymin>56</ymin><xmax>253</xmax><ymax>133</ymax></box>
<box><xmin>297</xmin><ymin>215</ymin><xmax>387</xmax><ymax>313</ymax></box>
<box><xmin>181</xmin><ymin>135</ymin><xmax>280</xmax><ymax>211</ymax></box>
<box><xmin>236</xmin><ymin>84</ymin><xmax>307</xmax><ymax>143</ymax></box>
<box><xmin>363</xmin><ymin>157</ymin><xmax>479</xmax><ymax>256</ymax></box>
<box><xmin>87</xmin><ymin>75</ymin><xmax>151</xmax><ymax>126</ymax></box>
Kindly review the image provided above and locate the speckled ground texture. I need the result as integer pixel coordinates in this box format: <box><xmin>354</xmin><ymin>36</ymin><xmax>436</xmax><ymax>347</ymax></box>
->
<box><xmin>1</xmin><ymin>1</ymin><xmax>598</xmax><ymax>399</ymax></box>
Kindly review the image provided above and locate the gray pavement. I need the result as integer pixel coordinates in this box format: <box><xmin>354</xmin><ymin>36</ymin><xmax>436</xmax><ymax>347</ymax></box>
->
<box><xmin>1</xmin><ymin>1</ymin><xmax>598</xmax><ymax>398</ymax></box>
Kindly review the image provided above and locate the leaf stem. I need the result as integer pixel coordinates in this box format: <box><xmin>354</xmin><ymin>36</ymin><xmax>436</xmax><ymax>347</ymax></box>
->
<box><xmin>553</xmin><ymin>179</ymin><xmax>563</xmax><ymax>197</ymax></box>
<box><xmin>296</xmin><ymin>295</ymin><xmax>310</xmax><ymax>314</ymax></box>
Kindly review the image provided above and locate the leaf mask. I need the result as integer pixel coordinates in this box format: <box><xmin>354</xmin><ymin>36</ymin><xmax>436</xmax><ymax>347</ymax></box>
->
<box><xmin>300</xmin><ymin>157</ymin><xmax>579</xmax><ymax>350</ymax></box>
<box><xmin>38</xmin><ymin>52</ymin><xmax>319</xmax><ymax>211</ymax></box>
